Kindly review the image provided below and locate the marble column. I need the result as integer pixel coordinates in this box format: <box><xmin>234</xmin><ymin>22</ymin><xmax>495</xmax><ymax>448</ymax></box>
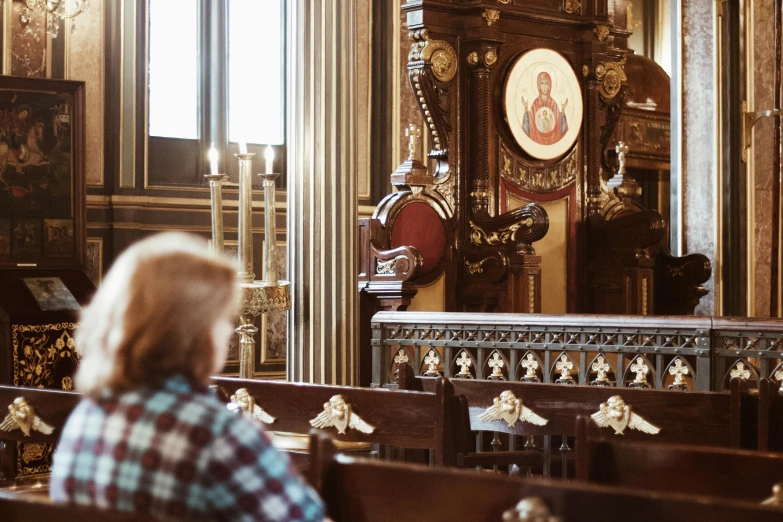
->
<box><xmin>286</xmin><ymin>0</ymin><xmax>358</xmax><ymax>384</ymax></box>
<box><xmin>676</xmin><ymin>0</ymin><xmax>721</xmax><ymax>315</ymax></box>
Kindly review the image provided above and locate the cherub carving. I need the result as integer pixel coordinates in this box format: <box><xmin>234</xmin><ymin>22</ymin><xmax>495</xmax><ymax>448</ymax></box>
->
<box><xmin>228</xmin><ymin>388</ymin><xmax>276</xmax><ymax>425</ymax></box>
<box><xmin>0</xmin><ymin>397</ymin><xmax>53</xmax><ymax>437</ymax></box>
<box><xmin>309</xmin><ymin>395</ymin><xmax>375</xmax><ymax>435</ymax></box>
<box><xmin>477</xmin><ymin>390</ymin><xmax>548</xmax><ymax>427</ymax></box>
<box><xmin>590</xmin><ymin>395</ymin><xmax>660</xmax><ymax>436</ymax></box>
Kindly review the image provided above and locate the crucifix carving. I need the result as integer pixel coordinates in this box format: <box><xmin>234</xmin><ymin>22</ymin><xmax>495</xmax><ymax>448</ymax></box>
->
<box><xmin>615</xmin><ymin>141</ymin><xmax>628</xmax><ymax>175</ymax></box>
<box><xmin>556</xmin><ymin>354</ymin><xmax>573</xmax><ymax>380</ymax></box>
<box><xmin>394</xmin><ymin>350</ymin><xmax>409</xmax><ymax>365</ymax></box>
<box><xmin>591</xmin><ymin>356</ymin><xmax>610</xmax><ymax>383</ymax></box>
<box><xmin>730</xmin><ymin>361</ymin><xmax>750</xmax><ymax>380</ymax></box>
<box><xmin>456</xmin><ymin>351</ymin><xmax>472</xmax><ymax>377</ymax></box>
<box><xmin>668</xmin><ymin>358</ymin><xmax>688</xmax><ymax>386</ymax></box>
<box><xmin>630</xmin><ymin>357</ymin><xmax>649</xmax><ymax>385</ymax></box>
<box><xmin>423</xmin><ymin>349</ymin><xmax>441</xmax><ymax>376</ymax></box>
<box><xmin>488</xmin><ymin>353</ymin><xmax>504</xmax><ymax>379</ymax></box>
<box><xmin>521</xmin><ymin>353</ymin><xmax>538</xmax><ymax>378</ymax></box>
<box><xmin>406</xmin><ymin>123</ymin><xmax>422</xmax><ymax>163</ymax></box>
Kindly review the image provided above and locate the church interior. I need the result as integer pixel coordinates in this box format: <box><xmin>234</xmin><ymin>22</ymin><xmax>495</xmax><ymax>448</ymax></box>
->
<box><xmin>1</xmin><ymin>0</ymin><xmax>783</xmax><ymax>520</ymax></box>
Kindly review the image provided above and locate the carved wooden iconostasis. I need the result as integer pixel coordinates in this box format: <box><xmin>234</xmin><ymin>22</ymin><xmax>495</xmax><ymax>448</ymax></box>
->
<box><xmin>359</xmin><ymin>0</ymin><xmax>713</xmax><ymax>384</ymax></box>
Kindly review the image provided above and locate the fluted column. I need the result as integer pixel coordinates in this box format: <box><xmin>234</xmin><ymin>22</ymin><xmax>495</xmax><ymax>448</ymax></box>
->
<box><xmin>287</xmin><ymin>0</ymin><xmax>358</xmax><ymax>384</ymax></box>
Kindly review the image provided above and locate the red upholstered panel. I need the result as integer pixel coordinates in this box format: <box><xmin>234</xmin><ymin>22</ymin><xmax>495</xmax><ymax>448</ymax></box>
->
<box><xmin>390</xmin><ymin>202</ymin><xmax>446</xmax><ymax>274</ymax></box>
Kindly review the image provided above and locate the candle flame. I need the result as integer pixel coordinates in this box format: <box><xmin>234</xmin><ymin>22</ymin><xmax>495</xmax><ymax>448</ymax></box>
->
<box><xmin>264</xmin><ymin>145</ymin><xmax>274</xmax><ymax>163</ymax></box>
<box><xmin>208</xmin><ymin>145</ymin><xmax>218</xmax><ymax>162</ymax></box>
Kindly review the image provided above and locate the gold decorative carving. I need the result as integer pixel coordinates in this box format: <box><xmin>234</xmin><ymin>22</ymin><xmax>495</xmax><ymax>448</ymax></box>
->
<box><xmin>456</xmin><ymin>351</ymin><xmax>472</xmax><ymax>377</ymax></box>
<box><xmin>484</xmin><ymin>49</ymin><xmax>498</xmax><ymax>67</ymax></box>
<box><xmin>405</xmin><ymin>123</ymin><xmax>422</xmax><ymax>162</ymax></box>
<box><xmin>641</xmin><ymin>278</ymin><xmax>648</xmax><ymax>316</ymax></box>
<box><xmin>12</xmin><ymin>323</ymin><xmax>80</xmax><ymax>388</ymax></box>
<box><xmin>630</xmin><ymin>357</ymin><xmax>649</xmax><ymax>385</ymax></box>
<box><xmin>467</xmin><ymin>51</ymin><xmax>479</xmax><ymax>66</ymax></box>
<box><xmin>775</xmin><ymin>367</ymin><xmax>783</xmax><ymax>393</ymax></box>
<box><xmin>521</xmin><ymin>353</ymin><xmax>539</xmax><ymax>379</ymax></box>
<box><xmin>488</xmin><ymin>352</ymin><xmax>505</xmax><ymax>379</ymax></box>
<box><xmin>581</xmin><ymin>64</ymin><xmax>590</xmax><ymax>77</ymax></box>
<box><xmin>478</xmin><ymin>390</ymin><xmax>549</xmax><ymax>427</ymax></box>
<box><xmin>420</xmin><ymin>40</ymin><xmax>458</xmax><ymax>83</ymax></box>
<box><xmin>591</xmin><ymin>356</ymin><xmax>611</xmax><ymax>383</ymax></box>
<box><xmin>528</xmin><ymin>275</ymin><xmax>535</xmax><ymax>311</ymax></box>
<box><xmin>503</xmin><ymin>497</ymin><xmax>561</xmax><ymax>522</ymax></box>
<box><xmin>730</xmin><ymin>361</ymin><xmax>751</xmax><ymax>380</ymax></box>
<box><xmin>563</xmin><ymin>0</ymin><xmax>582</xmax><ymax>14</ymax></box>
<box><xmin>423</xmin><ymin>349</ymin><xmax>441</xmax><ymax>376</ymax></box>
<box><xmin>469</xmin><ymin>219</ymin><xmax>533</xmax><ymax>246</ymax></box>
<box><xmin>668</xmin><ymin>358</ymin><xmax>689</xmax><ymax>387</ymax></box>
<box><xmin>593</xmin><ymin>60</ymin><xmax>627</xmax><ymax>101</ymax></box>
<box><xmin>394</xmin><ymin>349</ymin><xmax>409</xmax><ymax>365</ymax></box>
<box><xmin>483</xmin><ymin>8</ymin><xmax>500</xmax><ymax>26</ymax></box>
<box><xmin>465</xmin><ymin>257</ymin><xmax>493</xmax><ymax>275</ymax></box>
<box><xmin>762</xmin><ymin>484</ymin><xmax>783</xmax><ymax>506</ymax></box>
<box><xmin>240</xmin><ymin>282</ymin><xmax>292</xmax><ymax>316</ymax></box>
<box><xmin>309</xmin><ymin>395</ymin><xmax>375</xmax><ymax>435</ymax></box>
<box><xmin>594</xmin><ymin>24</ymin><xmax>610</xmax><ymax>42</ymax></box>
<box><xmin>228</xmin><ymin>388</ymin><xmax>276</xmax><ymax>425</ymax></box>
<box><xmin>497</xmin><ymin>0</ymin><xmax>511</xmax><ymax>4</ymax></box>
<box><xmin>0</xmin><ymin>398</ymin><xmax>54</xmax><ymax>437</ymax></box>
<box><xmin>21</xmin><ymin>443</ymin><xmax>47</xmax><ymax>464</ymax></box>
<box><xmin>591</xmin><ymin>395</ymin><xmax>661</xmax><ymax>435</ymax></box>
<box><xmin>500</xmin><ymin>140</ymin><xmax>578</xmax><ymax>193</ymax></box>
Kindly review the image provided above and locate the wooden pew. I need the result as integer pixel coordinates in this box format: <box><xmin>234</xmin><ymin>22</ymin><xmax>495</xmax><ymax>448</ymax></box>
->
<box><xmin>0</xmin><ymin>489</ymin><xmax>166</xmax><ymax>522</ymax></box>
<box><xmin>308</xmin><ymin>431</ymin><xmax>783</xmax><ymax>522</ymax></box>
<box><xmin>759</xmin><ymin>377</ymin><xmax>783</xmax><ymax>452</ymax></box>
<box><xmin>0</xmin><ymin>385</ymin><xmax>81</xmax><ymax>486</ymax></box>
<box><xmin>400</xmin><ymin>369</ymin><xmax>755</xmax><ymax>476</ymax></box>
<box><xmin>211</xmin><ymin>375</ymin><xmax>456</xmax><ymax>467</ymax></box>
<box><xmin>574</xmin><ymin>415</ymin><xmax>783</xmax><ymax>504</ymax></box>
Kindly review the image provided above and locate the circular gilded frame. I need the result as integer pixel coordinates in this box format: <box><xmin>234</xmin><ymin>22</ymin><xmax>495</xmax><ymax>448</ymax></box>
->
<box><xmin>504</xmin><ymin>49</ymin><xmax>583</xmax><ymax>161</ymax></box>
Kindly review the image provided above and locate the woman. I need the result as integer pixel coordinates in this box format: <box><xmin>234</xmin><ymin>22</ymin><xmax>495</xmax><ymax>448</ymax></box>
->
<box><xmin>51</xmin><ymin>232</ymin><xmax>325</xmax><ymax>521</ymax></box>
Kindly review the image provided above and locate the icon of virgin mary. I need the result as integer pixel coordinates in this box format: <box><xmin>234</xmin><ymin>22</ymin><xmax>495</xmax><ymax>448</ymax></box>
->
<box><xmin>520</xmin><ymin>72</ymin><xmax>569</xmax><ymax>146</ymax></box>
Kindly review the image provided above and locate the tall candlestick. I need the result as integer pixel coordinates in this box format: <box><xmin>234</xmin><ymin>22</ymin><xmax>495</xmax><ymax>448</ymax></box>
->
<box><xmin>204</xmin><ymin>171</ymin><xmax>228</xmax><ymax>254</ymax></box>
<box><xmin>208</xmin><ymin>145</ymin><xmax>218</xmax><ymax>176</ymax></box>
<box><xmin>236</xmin><ymin>152</ymin><xmax>256</xmax><ymax>284</ymax></box>
<box><xmin>264</xmin><ymin>145</ymin><xmax>274</xmax><ymax>174</ymax></box>
<box><xmin>259</xmin><ymin>172</ymin><xmax>279</xmax><ymax>284</ymax></box>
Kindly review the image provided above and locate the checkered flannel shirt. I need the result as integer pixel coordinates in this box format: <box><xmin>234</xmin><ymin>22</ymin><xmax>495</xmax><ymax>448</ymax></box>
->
<box><xmin>50</xmin><ymin>375</ymin><xmax>324</xmax><ymax>522</ymax></box>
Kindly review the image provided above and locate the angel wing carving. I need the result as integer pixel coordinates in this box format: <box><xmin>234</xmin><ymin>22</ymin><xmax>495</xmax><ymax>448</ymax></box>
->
<box><xmin>591</xmin><ymin>395</ymin><xmax>659</xmax><ymax>436</ymax></box>
<box><xmin>229</xmin><ymin>388</ymin><xmax>276</xmax><ymax>425</ymax></box>
<box><xmin>477</xmin><ymin>391</ymin><xmax>548</xmax><ymax>427</ymax></box>
<box><xmin>627</xmin><ymin>411</ymin><xmax>661</xmax><ymax>435</ymax></box>
<box><xmin>309</xmin><ymin>395</ymin><xmax>375</xmax><ymax>435</ymax></box>
<box><xmin>0</xmin><ymin>398</ymin><xmax>54</xmax><ymax>437</ymax></box>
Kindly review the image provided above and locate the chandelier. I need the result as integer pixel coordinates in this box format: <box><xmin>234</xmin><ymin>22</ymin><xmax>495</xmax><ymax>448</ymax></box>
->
<box><xmin>20</xmin><ymin>0</ymin><xmax>90</xmax><ymax>40</ymax></box>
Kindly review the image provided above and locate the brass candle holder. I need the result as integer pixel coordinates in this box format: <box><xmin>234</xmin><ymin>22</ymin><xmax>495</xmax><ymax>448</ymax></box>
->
<box><xmin>208</xmin><ymin>151</ymin><xmax>291</xmax><ymax>379</ymax></box>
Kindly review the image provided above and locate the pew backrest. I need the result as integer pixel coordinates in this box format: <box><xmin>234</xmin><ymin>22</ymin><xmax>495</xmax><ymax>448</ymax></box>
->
<box><xmin>211</xmin><ymin>376</ymin><xmax>455</xmax><ymax>464</ymax></box>
<box><xmin>308</xmin><ymin>431</ymin><xmax>783</xmax><ymax>522</ymax></box>
<box><xmin>404</xmin><ymin>374</ymin><xmax>752</xmax><ymax>448</ymax></box>
<box><xmin>575</xmin><ymin>416</ymin><xmax>783</xmax><ymax>503</ymax></box>
<box><xmin>0</xmin><ymin>489</ymin><xmax>175</xmax><ymax>521</ymax></box>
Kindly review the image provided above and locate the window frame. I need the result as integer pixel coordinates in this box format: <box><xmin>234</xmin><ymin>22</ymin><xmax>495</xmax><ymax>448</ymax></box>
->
<box><xmin>143</xmin><ymin>0</ymin><xmax>287</xmax><ymax>189</ymax></box>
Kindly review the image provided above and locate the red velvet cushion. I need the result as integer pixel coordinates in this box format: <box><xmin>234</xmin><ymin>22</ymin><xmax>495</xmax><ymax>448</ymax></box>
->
<box><xmin>390</xmin><ymin>202</ymin><xmax>446</xmax><ymax>274</ymax></box>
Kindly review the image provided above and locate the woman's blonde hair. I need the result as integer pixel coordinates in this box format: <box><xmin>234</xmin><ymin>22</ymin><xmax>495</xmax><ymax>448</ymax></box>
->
<box><xmin>75</xmin><ymin>232</ymin><xmax>239</xmax><ymax>396</ymax></box>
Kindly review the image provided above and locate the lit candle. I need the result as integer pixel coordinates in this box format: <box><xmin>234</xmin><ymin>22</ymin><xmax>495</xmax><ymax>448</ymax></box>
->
<box><xmin>239</xmin><ymin>142</ymin><xmax>248</xmax><ymax>155</ymax></box>
<box><xmin>264</xmin><ymin>145</ymin><xmax>274</xmax><ymax>174</ymax></box>
<box><xmin>208</xmin><ymin>144</ymin><xmax>218</xmax><ymax>176</ymax></box>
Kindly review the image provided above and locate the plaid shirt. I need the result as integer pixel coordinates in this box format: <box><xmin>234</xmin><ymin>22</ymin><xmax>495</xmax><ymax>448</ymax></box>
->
<box><xmin>50</xmin><ymin>376</ymin><xmax>324</xmax><ymax>522</ymax></box>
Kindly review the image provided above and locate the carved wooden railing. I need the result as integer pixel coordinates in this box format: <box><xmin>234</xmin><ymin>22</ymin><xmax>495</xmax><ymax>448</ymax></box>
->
<box><xmin>371</xmin><ymin>311</ymin><xmax>783</xmax><ymax>392</ymax></box>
